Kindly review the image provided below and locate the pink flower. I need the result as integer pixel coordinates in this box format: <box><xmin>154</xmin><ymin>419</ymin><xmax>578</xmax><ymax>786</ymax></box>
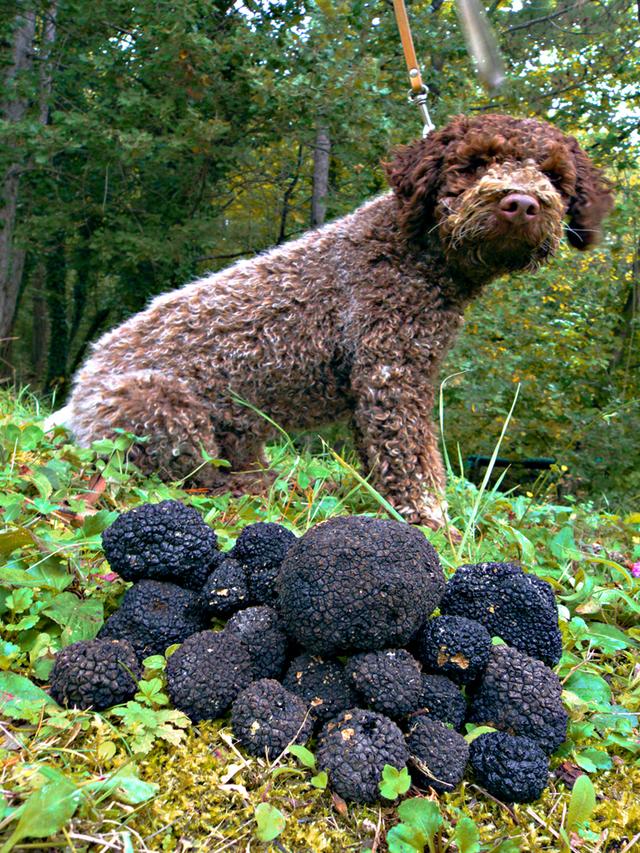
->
<box><xmin>631</xmin><ymin>561</ymin><xmax>640</xmax><ymax>578</ymax></box>
<box><xmin>95</xmin><ymin>571</ymin><xmax>119</xmax><ymax>582</ymax></box>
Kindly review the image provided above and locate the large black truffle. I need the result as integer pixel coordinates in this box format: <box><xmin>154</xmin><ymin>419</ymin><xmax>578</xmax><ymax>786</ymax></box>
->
<box><xmin>414</xmin><ymin>615</ymin><xmax>491</xmax><ymax>685</ymax></box>
<box><xmin>468</xmin><ymin>645</ymin><xmax>567</xmax><ymax>753</ymax></box>
<box><xmin>225</xmin><ymin>606</ymin><xmax>288</xmax><ymax>680</ymax></box>
<box><xmin>316</xmin><ymin>708</ymin><xmax>409</xmax><ymax>803</ymax></box>
<box><xmin>409</xmin><ymin>673</ymin><xmax>468</xmax><ymax>731</ymax></box>
<box><xmin>406</xmin><ymin>716</ymin><xmax>470</xmax><ymax>793</ymax></box>
<box><xmin>199</xmin><ymin>557</ymin><xmax>248</xmax><ymax>617</ymax></box>
<box><xmin>232</xmin><ymin>522</ymin><xmax>296</xmax><ymax>605</ymax></box>
<box><xmin>277</xmin><ymin>516</ymin><xmax>444</xmax><ymax>656</ymax></box>
<box><xmin>440</xmin><ymin>562</ymin><xmax>562</xmax><ymax>666</ymax></box>
<box><xmin>346</xmin><ymin>649</ymin><xmax>423</xmax><ymax>719</ymax></box>
<box><xmin>50</xmin><ymin>638</ymin><xmax>140</xmax><ymax>710</ymax></box>
<box><xmin>469</xmin><ymin>731</ymin><xmax>549</xmax><ymax>803</ymax></box>
<box><xmin>101</xmin><ymin>500</ymin><xmax>219</xmax><ymax>590</ymax></box>
<box><xmin>231</xmin><ymin>679</ymin><xmax>313</xmax><ymax>757</ymax></box>
<box><xmin>166</xmin><ymin>630</ymin><xmax>254</xmax><ymax>722</ymax></box>
<box><xmin>282</xmin><ymin>654</ymin><xmax>358</xmax><ymax>725</ymax></box>
<box><xmin>98</xmin><ymin>580</ymin><xmax>206</xmax><ymax>658</ymax></box>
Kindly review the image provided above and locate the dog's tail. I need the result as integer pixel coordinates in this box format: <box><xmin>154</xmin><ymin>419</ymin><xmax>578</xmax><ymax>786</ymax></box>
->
<box><xmin>42</xmin><ymin>404</ymin><xmax>73</xmax><ymax>434</ymax></box>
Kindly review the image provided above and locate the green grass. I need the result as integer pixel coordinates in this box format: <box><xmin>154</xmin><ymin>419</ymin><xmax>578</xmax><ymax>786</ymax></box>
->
<box><xmin>0</xmin><ymin>388</ymin><xmax>639</xmax><ymax>852</ymax></box>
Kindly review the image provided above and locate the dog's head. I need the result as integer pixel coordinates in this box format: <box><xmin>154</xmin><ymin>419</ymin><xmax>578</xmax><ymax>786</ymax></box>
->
<box><xmin>386</xmin><ymin>114</ymin><xmax>614</xmax><ymax>275</ymax></box>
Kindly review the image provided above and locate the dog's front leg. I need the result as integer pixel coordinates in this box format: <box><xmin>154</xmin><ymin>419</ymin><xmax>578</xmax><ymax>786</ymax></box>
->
<box><xmin>351</xmin><ymin>356</ymin><xmax>450</xmax><ymax>532</ymax></box>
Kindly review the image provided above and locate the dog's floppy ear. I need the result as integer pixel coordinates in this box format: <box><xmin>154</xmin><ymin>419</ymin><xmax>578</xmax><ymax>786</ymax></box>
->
<box><xmin>566</xmin><ymin>140</ymin><xmax>614</xmax><ymax>250</ymax></box>
<box><xmin>384</xmin><ymin>126</ymin><xmax>452</xmax><ymax>240</ymax></box>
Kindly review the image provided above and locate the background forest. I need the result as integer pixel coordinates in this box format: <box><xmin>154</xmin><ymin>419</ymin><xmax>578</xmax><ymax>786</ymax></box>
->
<box><xmin>1</xmin><ymin>0</ymin><xmax>639</xmax><ymax>506</ymax></box>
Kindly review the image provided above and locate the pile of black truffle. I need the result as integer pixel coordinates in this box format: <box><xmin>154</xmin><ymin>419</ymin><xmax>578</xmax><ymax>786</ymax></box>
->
<box><xmin>49</xmin><ymin>500</ymin><xmax>568</xmax><ymax>806</ymax></box>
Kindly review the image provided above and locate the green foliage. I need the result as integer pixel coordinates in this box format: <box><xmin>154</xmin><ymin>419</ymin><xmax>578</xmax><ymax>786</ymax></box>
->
<box><xmin>379</xmin><ymin>765</ymin><xmax>413</xmax><ymax>801</ymax></box>
<box><xmin>254</xmin><ymin>802</ymin><xmax>286</xmax><ymax>842</ymax></box>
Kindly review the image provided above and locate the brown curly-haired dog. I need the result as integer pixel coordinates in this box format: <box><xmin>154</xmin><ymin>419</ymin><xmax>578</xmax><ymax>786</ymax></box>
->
<box><xmin>63</xmin><ymin>114</ymin><xmax>613</xmax><ymax>530</ymax></box>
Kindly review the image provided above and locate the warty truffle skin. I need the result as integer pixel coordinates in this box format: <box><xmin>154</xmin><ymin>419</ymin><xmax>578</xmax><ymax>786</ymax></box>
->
<box><xmin>277</xmin><ymin>516</ymin><xmax>445</xmax><ymax>656</ymax></box>
<box><xmin>406</xmin><ymin>716</ymin><xmax>470</xmax><ymax>793</ymax></box>
<box><xmin>346</xmin><ymin>649</ymin><xmax>423</xmax><ymax>719</ymax></box>
<box><xmin>231</xmin><ymin>522</ymin><xmax>296</xmax><ymax>605</ymax></box>
<box><xmin>225</xmin><ymin>606</ymin><xmax>289</xmax><ymax>680</ymax></box>
<box><xmin>469</xmin><ymin>731</ymin><xmax>550</xmax><ymax>803</ymax></box>
<box><xmin>199</xmin><ymin>557</ymin><xmax>248</xmax><ymax>617</ymax></box>
<box><xmin>409</xmin><ymin>673</ymin><xmax>468</xmax><ymax>731</ymax></box>
<box><xmin>166</xmin><ymin>630</ymin><xmax>254</xmax><ymax>722</ymax></box>
<box><xmin>316</xmin><ymin>708</ymin><xmax>410</xmax><ymax>803</ymax></box>
<box><xmin>439</xmin><ymin>562</ymin><xmax>563</xmax><ymax>667</ymax></box>
<box><xmin>282</xmin><ymin>654</ymin><xmax>358</xmax><ymax>726</ymax></box>
<box><xmin>414</xmin><ymin>615</ymin><xmax>491</xmax><ymax>685</ymax></box>
<box><xmin>468</xmin><ymin>644</ymin><xmax>568</xmax><ymax>753</ymax></box>
<box><xmin>231</xmin><ymin>679</ymin><xmax>313</xmax><ymax>757</ymax></box>
<box><xmin>98</xmin><ymin>579</ymin><xmax>207</xmax><ymax>658</ymax></box>
<box><xmin>101</xmin><ymin>500</ymin><xmax>219</xmax><ymax>590</ymax></box>
<box><xmin>50</xmin><ymin>638</ymin><xmax>141</xmax><ymax>710</ymax></box>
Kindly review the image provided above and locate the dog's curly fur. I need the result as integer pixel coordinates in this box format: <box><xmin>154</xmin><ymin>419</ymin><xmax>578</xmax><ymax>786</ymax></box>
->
<box><xmin>65</xmin><ymin>114</ymin><xmax>613</xmax><ymax>529</ymax></box>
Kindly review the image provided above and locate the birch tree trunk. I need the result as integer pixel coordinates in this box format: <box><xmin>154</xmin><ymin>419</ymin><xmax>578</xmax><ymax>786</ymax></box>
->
<box><xmin>310</xmin><ymin>123</ymin><xmax>330</xmax><ymax>229</ymax></box>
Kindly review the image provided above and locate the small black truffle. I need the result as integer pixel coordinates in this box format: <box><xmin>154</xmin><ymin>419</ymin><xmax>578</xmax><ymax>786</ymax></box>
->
<box><xmin>410</xmin><ymin>673</ymin><xmax>468</xmax><ymax>731</ymax></box>
<box><xmin>282</xmin><ymin>654</ymin><xmax>358</xmax><ymax>725</ymax></box>
<box><xmin>346</xmin><ymin>649</ymin><xmax>423</xmax><ymax>719</ymax></box>
<box><xmin>50</xmin><ymin>638</ymin><xmax>140</xmax><ymax>710</ymax></box>
<box><xmin>277</xmin><ymin>516</ymin><xmax>445</xmax><ymax>656</ymax></box>
<box><xmin>199</xmin><ymin>557</ymin><xmax>248</xmax><ymax>617</ymax></box>
<box><xmin>225</xmin><ymin>606</ymin><xmax>288</xmax><ymax>680</ymax></box>
<box><xmin>98</xmin><ymin>579</ymin><xmax>206</xmax><ymax>658</ymax></box>
<box><xmin>406</xmin><ymin>716</ymin><xmax>470</xmax><ymax>793</ymax></box>
<box><xmin>414</xmin><ymin>615</ymin><xmax>491</xmax><ymax>685</ymax></box>
<box><xmin>470</xmin><ymin>731</ymin><xmax>549</xmax><ymax>803</ymax></box>
<box><xmin>232</xmin><ymin>522</ymin><xmax>296</xmax><ymax>605</ymax></box>
<box><xmin>316</xmin><ymin>708</ymin><xmax>409</xmax><ymax>803</ymax></box>
<box><xmin>231</xmin><ymin>679</ymin><xmax>313</xmax><ymax>757</ymax></box>
<box><xmin>440</xmin><ymin>562</ymin><xmax>562</xmax><ymax>666</ymax></box>
<box><xmin>166</xmin><ymin>630</ymin><xmax>254</xmax><ymax>722</ymax></box>
<box><xmin>101</xmin><ymin>500</ymin><xmax>219</xmax><ymax>589</ymax></box>
<box><xmin>468</xmin><ymin>645</ymin><xmax>568</xmax><ymax>753</ymax></box>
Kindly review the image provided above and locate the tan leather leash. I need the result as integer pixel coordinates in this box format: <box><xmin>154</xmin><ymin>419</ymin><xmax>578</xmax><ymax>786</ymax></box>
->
<box><xmin>392</xmin><ymin>0</ymin><xmax>435</xmax><ymax>136</ymax></box>
<box><xmin>392</xmin><ymin>0</ymin><xmax>505</xmax><ymax>138</ymax></box>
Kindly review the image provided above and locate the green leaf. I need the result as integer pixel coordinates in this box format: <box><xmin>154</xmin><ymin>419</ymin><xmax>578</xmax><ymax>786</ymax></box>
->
<box><xmin>310</xmin><ymin>771</ymin><xmax>328</xmax><ymax>789</ymax></box>
<box><xmin>379</xmin><ymin>765</ymin><xmax>412</xmax><ymax>800</ymax></box>
<box><xmin>464</xmin><ymin>724</ymin><xmax>497</xmax><ymax>743</ymax></box>
<box><xmin>565</xmin><ymin>774</ymin><xmax>597</xmax><ymax>834</ymax></box>
<box><xmin>43</xmin><ymin>594</ymin><xmax>103</xmax><ymax>645</ymax></box>
<box><xmin>564</xmin><ymin>671</ymin><xmax>611</xmax><ymax>706</ymax></box>
<box><xmin>454</xmin><ymin>816</ymin><xmax>481</xmax><ymax>853</ymax></box>
<box><xmin>396</xmin><ymin>798</ymin><xmax>443</xmax><ymax>840</ymax></box>
<box><xmin>287</xmin><ymin>744</ymin><xmax>316</xmax><ymax>768</ymax></box>
<box><xmin>81</xmin><ymin>510</ymin><xmax>119</xmax><ymax>537</ymax></box>
<box><xmin>575</xmin><ymin>747</ymin><xmax>613</xmax><ymax>772</ymax></box>
<box><xmin>386</xmin><ymin>823</ymin><xmax>427</xmax><ymax>853</ymax></box>
<box><xmin>0</xmin><ymin>530</ymin><xmax>34</xmax><ymax>557</ymax></box>
<box><xmin>585</xmin><ymin>622</ymin><xmax>632</xmax><ymax>653</ymax></box>
<box><xmin>254</xmin><ymin>803</ymin><xmax>286</xmax><ymax>842</ymax></box>
<box><xmin>0</xmin><ymin>774</ymin><xmax>81</xmax><ymax>852</ymax></box>
<box><xmin>0</xmin><ymin>672</ymin><xmax>58</xmax><ymax>719</ymax></box>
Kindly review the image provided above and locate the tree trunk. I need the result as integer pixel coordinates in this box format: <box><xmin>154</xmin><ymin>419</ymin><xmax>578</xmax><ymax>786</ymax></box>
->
<box><xmin>0</xmin><ymin>11</ymin><xmax>36</xmax><ymax>367</ymax></box>
<box><xmin>310</xmin><ymin>123</ymin><xmax>331</xmax><ymax>229</ymax></box>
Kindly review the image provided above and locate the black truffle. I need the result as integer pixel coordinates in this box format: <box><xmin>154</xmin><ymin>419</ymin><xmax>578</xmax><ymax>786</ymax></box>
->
<box><xmin>231</xmin><ymin>679</ymin><xmax>313</xmax><ymax>757</ymax></box>
<box><xmin>346</xmin><ymin>649</ymin><xmax>423</xmax><ymax>719</ymax></box>
<box><xmin>98</xmin><ymin>580</ymin><xmax>206</xmax><ymax>658</ymax></box>
<box><xmin>282</xmin><ymin>654</ymin><xmax>358</xmax><ymax>725</ymax></box>
<box><xmin>469</xmin><ymin>731</ymin><xmax>549</xmax><ymax>803</ymax></box>
<box><xmin>316</xmin><ymin>708</ymin><xmax>409</xmax><ymax>803</ymax></box>
<box><xmin>101</xmin><ymin>500</ymin><xmax>219</xmax><ymax>590</ymax></box>
<box><xmin>409</xmin><ymin>673</ymin><xmax>468</xmax><ymax>730</ymax></box>
<box><xmin>50</xmin><ymin>638</ymin><xmax>140</xmax><ymax>710</ymax></box>
<box><xmin>277</xmin><ymin>516</ymin><xmax>445</xmax><ymax>656</ymax></box>
<box><xmin>225</xmin><ymin>606</ymin><xmax>288</xmax><ymax>680</ymax></box>
<box><xmin>232</xmin><ymin>522</ymin><xmax>296</xmax><ymax>605</ymax></box>
<box><xmin>414</xmin><ymin>615</ymin><xmax>491</xmax><ymax>685</ymax></box>
<box><xmin>440</xmin><ymin>562</ymin><xmax>562</xmax><ymax>666</ymax></box>
<box><xmin>468</xmin><ymin>645</ymin><xmax>568</xmax><ymax>753</ymax></box>
<box><xmin>199</xmin><ymin>557</ymin><xmax>248</xmax><ymax>617</ymax></box>
<box><xmin>166</xmin><ymin>630</ymin><xmax>254</xmax><ymax>722</ymax></box>
<box><xmin>406</xmin><ymin>716</ymin><xmax>470</xmax><ymax>793</ymax></box>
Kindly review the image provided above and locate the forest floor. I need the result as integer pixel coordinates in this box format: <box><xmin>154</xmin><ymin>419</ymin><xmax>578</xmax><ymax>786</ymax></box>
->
<box><xmin>0</xmin><ymin>389</ymin><xmax>638</xmax><ymax>852</ymax></box>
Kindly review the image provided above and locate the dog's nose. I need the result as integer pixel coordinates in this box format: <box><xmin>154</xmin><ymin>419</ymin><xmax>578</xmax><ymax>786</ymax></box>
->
<box><xmin>498</xmin><ymin>193</ymin><xmax>540</xmax><ymax>223</ymax></box>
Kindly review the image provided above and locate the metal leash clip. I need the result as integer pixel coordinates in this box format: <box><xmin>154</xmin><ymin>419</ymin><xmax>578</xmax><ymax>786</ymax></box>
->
<box><xmin>407</xmin><ymin>79</ymin><xmax>435</xmax><ymax>138</ymax></box>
